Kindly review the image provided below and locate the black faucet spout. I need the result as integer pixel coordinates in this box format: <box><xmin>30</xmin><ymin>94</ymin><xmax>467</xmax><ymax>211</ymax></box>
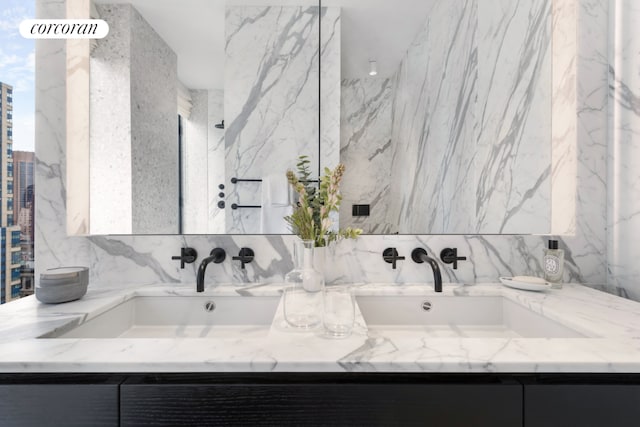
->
<box><xmin>196</xmin><ymin>248</ymin><xmax>226</xmax><ymax>292</ymax></box>
<box><xmin>411</xmin><ymin>248</ymin><xmax>442</xmax><ymax>292</ymax></box>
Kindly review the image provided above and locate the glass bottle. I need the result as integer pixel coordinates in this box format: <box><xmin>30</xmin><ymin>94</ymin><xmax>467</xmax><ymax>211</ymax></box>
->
<box><xmin>283</xmin><ymin>239</ymin><xmax>325</xmax><ymax>329</ymax></box>
<box><xmin>543</xmin><ymin>239</ymin><xmax>564</xmax><ymax>288</ymax></box>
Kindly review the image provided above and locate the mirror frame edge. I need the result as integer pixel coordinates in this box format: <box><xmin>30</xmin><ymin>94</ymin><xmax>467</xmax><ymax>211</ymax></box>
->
<box><xmin>66</xmin><ymin>0</ymin><xmax>91</xmax><ymax>236</ymax></box>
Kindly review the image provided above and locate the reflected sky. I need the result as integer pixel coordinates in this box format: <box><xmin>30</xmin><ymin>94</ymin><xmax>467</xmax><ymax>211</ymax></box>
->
<box><xmin>0</xmin><ymin>0</ymin><xmax>35</xmax><ymax>151</ymax></box>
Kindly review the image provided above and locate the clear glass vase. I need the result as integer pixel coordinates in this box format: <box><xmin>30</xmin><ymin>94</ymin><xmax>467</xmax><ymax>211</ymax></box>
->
<box><xmin>283</xmin><ymin>239</ymin><xmax>325</xmax><ymax>329</ymax></box>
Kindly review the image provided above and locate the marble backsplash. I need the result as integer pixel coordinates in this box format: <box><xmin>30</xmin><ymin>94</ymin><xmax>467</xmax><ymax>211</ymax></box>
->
<box><xmin>37</xmin><ymin>0</ymin><xmax>633</xmax><ymax>301</ymax></box>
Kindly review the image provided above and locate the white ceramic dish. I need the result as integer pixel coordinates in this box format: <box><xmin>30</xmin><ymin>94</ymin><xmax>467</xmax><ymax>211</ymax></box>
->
<box><xmin>500</xmin><ymin>276</ymin><xmax>552</xmax><ymax>292</ymax></box>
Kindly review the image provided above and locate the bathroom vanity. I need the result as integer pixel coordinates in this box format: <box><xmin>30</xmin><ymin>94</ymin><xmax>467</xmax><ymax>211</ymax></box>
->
<box><xmin>1</xmin><ymin>283</ymin><xmax>640</xmax><ymax>426</ymax></box>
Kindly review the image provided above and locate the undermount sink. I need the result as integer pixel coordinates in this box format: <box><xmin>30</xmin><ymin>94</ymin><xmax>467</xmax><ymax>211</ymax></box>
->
<box><xmin>43</xmin><ymin>292</ymin><xmax>586</xmax><ymax>340</ymax></box>
<box><xmin>48</xmin><ymin>296</ymin><xmax>280</xmax><ymax>339</ymax></box>
<box><xmin>356</xmin><ymin>295</ymin><xmax>586</xmax><ymax>338</ymax></box>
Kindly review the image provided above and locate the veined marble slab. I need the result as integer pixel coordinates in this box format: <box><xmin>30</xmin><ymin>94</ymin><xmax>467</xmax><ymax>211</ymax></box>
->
<box><xmin>1</xmin><ymin>282</ymin><xmax>639</xmax><ymax>373</ymax></box>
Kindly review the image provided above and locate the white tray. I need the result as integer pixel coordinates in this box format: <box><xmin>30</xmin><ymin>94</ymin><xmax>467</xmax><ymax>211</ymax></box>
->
<box><xmin>500</xmin><ymin>276</ymin><xmax>552</xmax><ymax>292</ymax></box>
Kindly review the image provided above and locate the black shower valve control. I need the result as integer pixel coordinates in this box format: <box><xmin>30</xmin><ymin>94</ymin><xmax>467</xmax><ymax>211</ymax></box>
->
<box><xmin>439</xmin><ymin>247</ymin><xmax>467</xmax><ymax>270</ymax></box>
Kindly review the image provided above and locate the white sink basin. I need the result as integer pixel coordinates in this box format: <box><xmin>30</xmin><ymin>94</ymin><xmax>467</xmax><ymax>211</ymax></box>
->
<box><xmin>49</xmin><ymin>296</ymin><xmax>280</xmax><ymax>339</ymax></box>
<box><xmin>356</xmin><ymin>295</ymin><xmax>586</xmax><ymax>338</ymax></box>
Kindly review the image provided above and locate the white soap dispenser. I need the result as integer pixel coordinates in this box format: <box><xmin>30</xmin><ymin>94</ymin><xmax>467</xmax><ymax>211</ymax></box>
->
<box><xmin>543</xmin><ymin>239</ymin><xmax>564</xmax><ymax>288</ymax></box>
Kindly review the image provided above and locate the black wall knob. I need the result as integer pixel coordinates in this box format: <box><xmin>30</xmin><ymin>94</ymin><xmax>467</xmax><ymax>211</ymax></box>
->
<box><xmin>171</xmin><ymin>247</ymin><xmax>198</xmax><ymax>269</ymax></box>
<box><xmin>232</xmin><ymin>248</ymin><xmax>255</xmax><ymax>269</ymax></box>
<box><xmin>218</xmin><ymin>201</ymin><xmax>226</xmax><ymax>209</ymax></box>
<box><xmin>440</xmin><ymin>247</ymin><xmax>467</xmax><ymax>270</ymax></box>
<box><xmin>382</xmin><ymin>248</ymin><xmax>405</xmax><ymax>270</ymax></box>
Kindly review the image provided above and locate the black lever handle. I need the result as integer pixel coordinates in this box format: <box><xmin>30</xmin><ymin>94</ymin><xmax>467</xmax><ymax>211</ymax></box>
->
<box><xmin>232</xmin><ymin>247</ymin><xmax>255</xmax><ymax>269</ymax></box>
<box><xmin>171</xmin><ymin>247</ymin><xmax>198</xmax><ymax>269</ymax></box>
<box><xmin>440</xmin><ymin>247</ymin><xmax>467</xmax><ymax>270</ymax></box>
<box><xmin>382</xmin><ymin>248</ymin><xmax>405</xmax><ymax>270</ymax></box>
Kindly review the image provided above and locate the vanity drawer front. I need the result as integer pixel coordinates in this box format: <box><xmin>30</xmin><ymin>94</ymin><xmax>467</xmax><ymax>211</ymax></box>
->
<box><xmin>525</xmin><ymin>384</ymin><xmax>640</xmax><ymax>427</ymax></box>
<box><xmin>121</xmin><ymin>381</ymin><xmax>521</xmax><ymax>426</ymax></box>
<box><xmin>0</xmin><ymin>382</ymin><xmax>119</xmax><ymax>427</ymax></box>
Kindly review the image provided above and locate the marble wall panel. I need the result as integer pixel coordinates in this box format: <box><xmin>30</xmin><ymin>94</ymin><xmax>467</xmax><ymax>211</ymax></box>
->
<box><xmin>37</xmin><ymin>0</ymin><xmax>92</xmax><ymax>275</ymax></box>
<box><xmin>476</xmin><ymin>0</ymin><xmax>552</xmax><ymax>233</ymax></box>
<box><xmin>563</xmin><ymin>0</ymin><xmax>608</xmax><ymax>287</ymax></box>
<box><xmin>320</xmin><ymin>7</ymin><xmax>341</xmax><ymax>173</ymax></box>
<box><xmin>208</xmin><ymin>90</ymin><xmax>225</xmax><ymax>234</ymax></box>
<box><xmin>355</xmin><ymin>0</ymin><xmax>552</xmax><ymax>234</ymax></box>
<box><xmin>607</xmin><ymin>0</ymin><xmax>640</xmax><ymax>301</ymax></box>
<box><xmin>552</xmin><ymin>0</ymin><xmax>578</xmax><ymax>235</ymax></box>
<box><xmin>388</xmin><ymin>0</ymin><xmax>477</xmax><ymax>234</ymax></box>
<box><xmin>340</xmin><ymin>78</ymin><xmax>394</xmax><ymax>233</ymax></box>
<box><xmin>224</xmin><ymin>6</ymin><xmax>323</xmax><ymax>234</ymax></box>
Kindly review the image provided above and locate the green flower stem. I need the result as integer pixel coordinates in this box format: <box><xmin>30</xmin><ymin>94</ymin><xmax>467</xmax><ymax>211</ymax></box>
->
<box><xmin>285</xmin><ymin>155</ymin><xmax>362</xmax><ymax>247</ymax></box>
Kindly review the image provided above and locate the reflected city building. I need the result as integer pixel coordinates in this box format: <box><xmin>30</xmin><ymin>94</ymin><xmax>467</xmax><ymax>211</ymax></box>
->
<box><xmin>0</xmin><ymin>84</ymin><xmax>35</xmax><ymax>304</ymax></box>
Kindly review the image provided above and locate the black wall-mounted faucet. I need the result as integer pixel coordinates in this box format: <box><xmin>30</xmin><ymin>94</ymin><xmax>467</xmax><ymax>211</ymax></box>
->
<box><xmin>196</xmin><ymin>248</ymin><xmax>226</xmax><ymax>292</ymax></box>
<box><xmin>171</xmin><ymin>247</ymin><xmax>197</xmax><ymax>269</ymax></box>
<box><xmin>232</xmin><ymin>248</ymin><xmax>255</xmax><ymax>269</ymax></box>
<box><xmin>412</xmin><ymin>248</ymin><xmax>442</xmax><ymax>292</ymax></box>
<box><xmin>440</xmin><ymin>247</ymin><xmax>467</xmax><ymax>270</ymax></box>
<box><xmin>383</xmin><ymin>248</ymin><xmax>405</xmax><ymax>270</ymax></box>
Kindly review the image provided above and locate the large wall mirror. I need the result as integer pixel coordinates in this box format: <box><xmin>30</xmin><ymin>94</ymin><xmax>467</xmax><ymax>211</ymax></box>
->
<box><xmin>68</xmin><ymin>0</ymin><xmax>561</xmax><ymax>236</ymax></box>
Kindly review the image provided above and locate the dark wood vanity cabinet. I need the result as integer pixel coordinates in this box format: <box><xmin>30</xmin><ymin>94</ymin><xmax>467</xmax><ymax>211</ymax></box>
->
<box><xmin>119</xmin><ymin>374</ymin><xmax>521</xmax><ymax>427</ymax></box>
<box><xmin>522</xmin><ymin>375</ymin><xmax>640</xmax><ymax>427</ymax></box>
<box><xmin>2</xmin><ymin>373</ymin><xmax>640</xmax><ymax>426</ymax></box>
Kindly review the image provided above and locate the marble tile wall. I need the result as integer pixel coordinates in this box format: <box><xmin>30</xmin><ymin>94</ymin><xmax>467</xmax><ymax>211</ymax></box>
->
<box><xmin>388</xmin><ymin>0</ymin><xmax>477</xmax><ymax>234</ymax></box>
<box><xmin>339</xmin><ymin>78</ymin><xmax>394</xmax><ymax>233</ymax></box>
<box><xmin>37</xmin><ymin>0</ymin><xmax>91</xmax><ymax>277</ymax></box>
<box><xmin>36</xmin><ymin>0</ymin><xmax>625</xmax><ymax>301</ymax></box>
<box><xmin>225</xmin><ymin>6</ymin><xmax>329</xmax><ymax>234</ymax></box>
<box><xmin>607</xmin><ymin>0</ymin><xmax>640</xmax><ymax>301</ymax></box>
<box><xmin>208</xmin><ymin>90</ymin><xmax>225</xmax><ymax>234</ymax></box>
<box><xmin>552</xmin><ymin>0</ymin><xmax>578</xmax><ymax>235</ymax></box>
<box><xmin>565</xmin><ymin>0</ymin><xmax>609</xmax><ymax>289</ymax></box>
<box><xmin>342</xmin><ymin>0</ymin><xmax>552</xmax><ymax>234</ymax></box>
<box><xmin>475</xmin><ymin>0</ymin><xmax>552</xmax><ymax>234</ymax></box>
<box><xmin>320</xmin><ymin>7</ymin><xmax>341</xmax><ymax>173</ymax></box>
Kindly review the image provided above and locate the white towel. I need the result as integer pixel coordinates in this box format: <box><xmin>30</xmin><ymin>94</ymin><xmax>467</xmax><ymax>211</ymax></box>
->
<box><xmin>260</xmin><ymin>173</ymin><xmax>293</xmax><ymax>234</ymax></box>
<box><xmin>265</xmin><ymin>173</ymin><xmax>289</xmax><ymax>206</ymax></box>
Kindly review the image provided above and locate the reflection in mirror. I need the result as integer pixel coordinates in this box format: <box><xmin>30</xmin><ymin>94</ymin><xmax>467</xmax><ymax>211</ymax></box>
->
<box><xmin>75</xmin><ymin>0</ymin><xmax>560</xmax><ymax>236</ymax></box>
<box><xmin>87</xmin><ymin>0</ymin><xmax>327</xmax><ymax>235</ymax></box>
<box><xmin>334</xmin><ymin>0</ymin><xmax>553</xmax><ymax>234</ymax></box>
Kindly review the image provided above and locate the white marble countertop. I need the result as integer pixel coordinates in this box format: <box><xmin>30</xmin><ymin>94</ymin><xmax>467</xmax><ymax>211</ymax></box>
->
<box><xmin>1</xmin><ymin>282</ymin><xmax>639</xmax><ymax>373</ymax></box>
